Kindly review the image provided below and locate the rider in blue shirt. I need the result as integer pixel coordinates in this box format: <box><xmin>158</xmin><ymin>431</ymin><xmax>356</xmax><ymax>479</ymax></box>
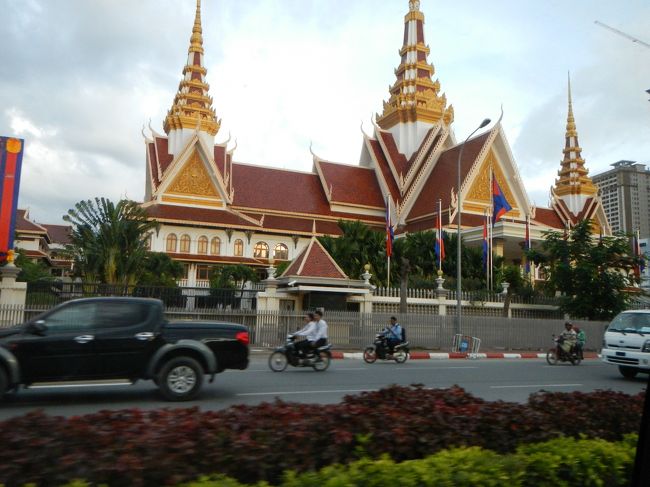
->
<box><xmin>384</xmin><ymin>316</ymin><xmax>402</xmax><ymax>352</ymax></box>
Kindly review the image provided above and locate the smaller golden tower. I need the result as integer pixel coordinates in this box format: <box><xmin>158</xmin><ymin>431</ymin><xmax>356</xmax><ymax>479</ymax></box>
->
<box><xmin>553</xmin><ymin>74</ymin><xmax>598</xmax><ymax>215</ymax></box>
<box><xmin>163</xmin><ymin>0</ymin><xmax>220</xmax><ymax>137</ymax></box>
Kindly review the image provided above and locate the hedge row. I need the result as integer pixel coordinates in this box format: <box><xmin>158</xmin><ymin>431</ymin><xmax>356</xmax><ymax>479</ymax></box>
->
<box><xmin>54</xmin><ymin>435</ymin><xmax>638</xmax><ymax>487</ymax></box>
<box><xmin>0</xmin><ymin>386</ymin><xmax>643</xmax><ymax>486</ymax></box>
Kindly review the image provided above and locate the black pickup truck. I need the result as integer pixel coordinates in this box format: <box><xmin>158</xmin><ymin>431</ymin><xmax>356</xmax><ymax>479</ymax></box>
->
<box><xmin>0</xmin><ymin>297</ymin><xmax>249</xmax><ymax>401</ymax></box>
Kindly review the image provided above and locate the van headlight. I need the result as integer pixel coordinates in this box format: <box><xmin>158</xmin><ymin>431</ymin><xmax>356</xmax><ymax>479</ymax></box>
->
<box><xmin>642</xmin><ymin>340</ymin><xmax>650</xmax><ymax>353</ymax></box>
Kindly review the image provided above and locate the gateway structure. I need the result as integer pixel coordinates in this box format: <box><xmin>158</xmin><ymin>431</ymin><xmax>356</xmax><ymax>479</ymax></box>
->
<box><xmin>141</xmin><ymin>0</ymin><xmax>609</xmax><ymax>286</ymax></box>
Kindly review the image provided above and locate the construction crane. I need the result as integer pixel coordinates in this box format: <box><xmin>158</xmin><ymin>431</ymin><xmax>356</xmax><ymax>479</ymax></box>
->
<box><xmin>594</xmin><ymin>20</ymin><xmax>650</xmax><ymax>49</ymax></box>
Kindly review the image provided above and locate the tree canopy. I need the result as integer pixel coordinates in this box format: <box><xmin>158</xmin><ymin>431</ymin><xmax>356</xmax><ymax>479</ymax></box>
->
<box><xmin>63</xmin><ymin>198</ymin><xmax>159</xmax><ymax>285</ymax></box>
<box><xmin>528</xmin><ymin>219</ymin><xmax>640</xmax><ymax>320</ymax></box>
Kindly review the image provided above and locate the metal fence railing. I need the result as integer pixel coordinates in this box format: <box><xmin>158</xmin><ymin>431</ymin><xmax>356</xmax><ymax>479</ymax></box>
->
<box><xmin>0</xmin><ymin>303</ymin><xmax>611</xmax><ymax>352</ymax></box>
<box><xmin>26</xmin><ymin>281</ymin><xmax>258</xmax><ymax>310</ymax></box>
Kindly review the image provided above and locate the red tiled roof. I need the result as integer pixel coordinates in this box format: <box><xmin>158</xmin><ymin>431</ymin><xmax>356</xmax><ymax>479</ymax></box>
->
<box><xmin>535</xmin><ymin>207</ymin><xmax>565</xmax><ymax>229</ymax></box>
<box><xmin>232</xmin><ymin>164</ymin><xmax>331</xmax><ymax>215</ymax></box>
<box><xmin>281</xmin><ymin>238</ymin><xmax>347</xmax><ymax>279</ymax></box>
<box><xmin>42</xmin><ymin>224</ymin><xmax>72</xmax><ymax>245</ymax></box>
<box><xmin>214</xmin><ymin>145</ymin><xmax>226</xmax><ymax>176</ymax></box>
<box><xmin>155</xmin><ymin>136</ymin><xmax>174</xmax><ymax>175</ymax></box>
<box><xmin>368</xmin><ymin>138</ymin><xmax>401</xmax><ymax>203</ymax></box>
<box><xmin>166</xmin><ymin>252</ymin><xmax>268</xmax><ymax>266</ymax></box>
<box><xmin>147</xmin><ymin>142</ymin><xmax>160</xmax><ymax>187</ymax></box>
<box><xmin>145</xmin><ymin>205</ymin><xmax>261</xmax><ymax>228</ymax></box>
<box><xmin>15</xmin><ymin>209</ymin><xmax>47</xmax><ymax>234</ymax></box>
<box><xmin>317</xmin><ymin>161</ymin><xmax>384</xmax><ymax>208</ymax></box>
<box><xmin>407</xmin><ymin>132</ymin><xmax>491</xmax><ymax>221</ymax></box>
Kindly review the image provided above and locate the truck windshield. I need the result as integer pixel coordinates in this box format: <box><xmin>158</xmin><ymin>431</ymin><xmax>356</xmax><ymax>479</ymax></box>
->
<box><xmin>608</xmin><ymin>313</ymin><xmax>650</xmax><ymax>333</ymax></box>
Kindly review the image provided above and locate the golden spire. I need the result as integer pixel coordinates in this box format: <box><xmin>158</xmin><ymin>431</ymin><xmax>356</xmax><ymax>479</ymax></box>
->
<box><xmin>376</xmin><ymin>0</ymin><xmax>454</xmax><ymax>129</ymax></box>
<box><xmin>163</xmin><ymin>0</ymin><xmax>220</xmax><ymax>136</ymax></box>
<box><xmin>553</xmin><ymin>73</ymin><xmax>597</xmax><ymax>198</ymax></box>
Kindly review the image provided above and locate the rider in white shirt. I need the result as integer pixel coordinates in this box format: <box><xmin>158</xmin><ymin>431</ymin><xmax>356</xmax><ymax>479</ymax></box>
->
<box><xmin>313</xmin><ymin>310</ymin><xmax>329</xmax><ymax>349</ymax></box>
<box><xmin>294</xmin><ymin>312</ymin><xmax>318</xmax><ymax>356</ymax></box>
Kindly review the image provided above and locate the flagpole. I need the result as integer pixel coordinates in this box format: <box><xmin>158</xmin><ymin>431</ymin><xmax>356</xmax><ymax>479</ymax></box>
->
<box><xmin>387</xmin><ymin>195</ymin><xmax>391</xmax><ymax>288</ymax></box>
<box><xmin>489</xmin><ymin>170</ymin><xmax>493</xmax><ymax>292</ymax></box>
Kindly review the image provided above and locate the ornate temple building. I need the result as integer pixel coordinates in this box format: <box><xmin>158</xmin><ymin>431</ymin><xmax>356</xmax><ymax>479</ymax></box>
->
<box><xmin>141</xmin><ymin>0</ymin><xmax>609</xmax><ymax>286</ymax></box>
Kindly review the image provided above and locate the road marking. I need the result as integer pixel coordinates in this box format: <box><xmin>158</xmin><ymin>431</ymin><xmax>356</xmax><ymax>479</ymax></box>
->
<box><xmin>236</xmin><ymin>388</ymin><xmax>377</xmax><ymax>396</ymax></box>
<box><xmin>490</xmin><ymin>383</ymin><xmax>583</xmax><ymax>389</ymax></box>
<box><xmin>390</xmin><ymin>366</ymin><xmax>479</xmax><ymax>370</ymax></box>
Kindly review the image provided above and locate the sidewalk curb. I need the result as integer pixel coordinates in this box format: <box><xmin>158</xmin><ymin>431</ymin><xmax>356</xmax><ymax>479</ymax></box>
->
<box><xmin>329</xmin><ymin>351</ymin><xmax>600</xmax><ymax>360</ymax></box>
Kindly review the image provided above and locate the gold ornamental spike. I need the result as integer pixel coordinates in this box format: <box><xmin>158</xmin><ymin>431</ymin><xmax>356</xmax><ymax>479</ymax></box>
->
<box><xmin>163</xmin><ymin>0</ymin><xmax>220</xmax><ymax>136</ymax></box>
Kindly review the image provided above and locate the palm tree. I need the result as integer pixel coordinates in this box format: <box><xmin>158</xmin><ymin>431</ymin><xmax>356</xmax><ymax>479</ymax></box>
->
<box><xmin>63</xmin><ymin>198</ymin><xmax>159</xmax><ymax>285</ymax></box>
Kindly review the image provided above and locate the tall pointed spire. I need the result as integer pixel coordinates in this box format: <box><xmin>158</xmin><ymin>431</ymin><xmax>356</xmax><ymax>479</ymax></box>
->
<box><xmin>377</xmin><ymin>0</ymin><xmax>454</xmax><ymax>131</ymax></box>
<box><xmin>553</xmin><ymin>73</ymin><xmax>598</xmax><ymax>215</ymax></box>
<box><xmin>375</xmin><ymin>0</ymin><xmax>453</xmax><ymax>158</ymax></box>
<box><xmin>164</xmin><ymin>0</ymin><xmax>220</xmax><ymax>139</ymax></box>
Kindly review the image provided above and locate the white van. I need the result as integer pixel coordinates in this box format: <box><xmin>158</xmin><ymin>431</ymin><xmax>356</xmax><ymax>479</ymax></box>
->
<box><xmin>601</xmin><ymin>310</ymin><xmax>650</xmax><ymax>378</ymax></box>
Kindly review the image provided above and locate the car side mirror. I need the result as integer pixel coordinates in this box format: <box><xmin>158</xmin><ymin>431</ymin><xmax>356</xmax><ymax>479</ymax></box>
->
<box><xmin>26</xmin><ymin>320</ymin><xmax>47</xmax><ymax>335</ymax></box>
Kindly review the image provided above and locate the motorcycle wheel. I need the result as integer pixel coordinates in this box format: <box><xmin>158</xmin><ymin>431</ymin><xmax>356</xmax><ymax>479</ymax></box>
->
<box><xmin>312</xmin><ymin>351</ymin><xmax>331</xmax><ymax>372</ymax></box>
<box><xmin>393</xmin><ymin>350</ymin><xmax>408</xmax><ymax>364</ymax></box>
<box><xmin>268</xmin><ymin>351</ymin><xmax>288</xmax><ymax>372</ymax></box>
<box><xmin>363</xmin><ymin>346</ymin><xmax>377</xmax><ymax>364</ymax></box>
<box><xmin>570</xmin><ymin>355</ymin><xmax>581</xmax><ymax>366</ymax></box>
<box><xmin>546</xmin><ymin>348</ymin><xmax>558</xmax><ymax>365</ymax></box>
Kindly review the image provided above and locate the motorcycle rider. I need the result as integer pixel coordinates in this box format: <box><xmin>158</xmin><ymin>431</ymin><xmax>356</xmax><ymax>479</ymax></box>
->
<box><xmin>383</xmin><ymin>316</ymin><xmax>402</xmax><ymax>353</ymax></box>
<box><xmin>574</xmin><ymin>326</ymin><xmax>586</xmax><ymax>360</ymax></box>
<box><xmin>313</xmin><ymin>310</ymin><xmax>329</xmax><ymax>350</ymax></box>
<box><xmin>294</xmin><ymin>312</ymin><xmax>317</xmax><ymax>357</ymax></box>
<box><xmin>558</xmin><ymin>321</ymin><xmax>577</xmax><ymax>356</ymax></box>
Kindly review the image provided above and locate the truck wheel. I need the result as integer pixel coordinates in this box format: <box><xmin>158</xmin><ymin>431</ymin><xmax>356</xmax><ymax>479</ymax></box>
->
<box><xmin>157</xmin><ymin>357</ymin><xmax>203</xmax><ymax>401</ymax></box>
<box><xmin>619</xmin><ymin>366</ymin><xmax>638</xmax><ymax>379</ymax></box>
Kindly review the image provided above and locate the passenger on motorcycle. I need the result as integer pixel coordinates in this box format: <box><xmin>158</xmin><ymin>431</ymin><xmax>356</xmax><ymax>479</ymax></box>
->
<box><xmin>313</xmin><ymin>310</ymin><xmax>329</xmax><ymax>350</ymax></box>
<box><xmin>383</xmin><ymin>317</ymin><xmax>402</xmax><ymax>352</ymax></box>
<box><xmin>294</xmin><ymin>312</ymin><xmax>318</xmax><ymax>356</ymax></box>
<box><xmin>558</xmin><ymin>321</ymin><xmax>577</xmax><ymax>354</ymax></box>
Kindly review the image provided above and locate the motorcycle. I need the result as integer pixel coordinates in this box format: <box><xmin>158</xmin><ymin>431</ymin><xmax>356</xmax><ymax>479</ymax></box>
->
<box><xmin>268</xmin><ymin>334</ymin><xmax>332</xmax><ymax>372</ymax></box>
<box><xmin>363</xmin><ymin>333</ymin><xmax>409</xmax><ymax>364</ymax></box>
<box><xmin>546</xmin><ymin>335</ymin><xmax>581</xmax><ymax>366</ymax></box>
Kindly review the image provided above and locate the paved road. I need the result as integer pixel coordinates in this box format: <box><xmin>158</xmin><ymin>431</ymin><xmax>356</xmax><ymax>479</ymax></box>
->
<box><xmin>0</xmin><ymin>356</ymin><xmax>646</xmax><ymax>420</ymax></box>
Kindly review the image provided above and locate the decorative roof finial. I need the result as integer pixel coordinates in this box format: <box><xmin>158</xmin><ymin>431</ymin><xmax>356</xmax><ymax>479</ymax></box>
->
<box><xmin>190</xmin><ymin>0</ymin><xmax>204</xmax><ymax>55</ymax></box>
<box><xmin>163</xmin><ymin>0</ymin><xmax>220</xmax><ymax>136</ymax></box>
<box><xmin>552</xmin><ymin>72</ymin><xmax>598</xmax><ymax>210</ymax></box>
<box><xmin>377</xmin><ymin>0</ymin><xmax>453</xmax><ymax>129</ymax></box>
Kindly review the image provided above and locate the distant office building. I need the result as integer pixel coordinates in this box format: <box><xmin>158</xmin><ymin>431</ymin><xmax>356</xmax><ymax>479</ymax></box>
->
<box><xmin>592</xmin><ymin>160</ymin><xmax>650</xmax><ymax>238</ymax></box>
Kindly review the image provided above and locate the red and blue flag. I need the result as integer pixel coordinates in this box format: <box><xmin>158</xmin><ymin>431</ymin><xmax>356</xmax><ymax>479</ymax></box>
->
<box><xmin>482</xmin><ymin>215</ymin><xmax>488</xmax><ymax>271</ymax></box>
<box><xmin>0</xmin><ymin>137</ymin><xmax>24</xmax><ymax>263</ymax></box>
<box><xmin>524</xmin><ymin>216</ymin><xmax>531</xmax><ymax>273</ymax></box>
<box><xmin>492</xmin><ymin>176</ymin><xmax>512</xmax><ymax>225</ymax></box>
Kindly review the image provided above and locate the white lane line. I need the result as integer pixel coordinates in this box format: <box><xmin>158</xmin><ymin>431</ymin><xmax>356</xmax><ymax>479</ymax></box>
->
<box><xmin>237</xmin><ymin>388</ymin><xmax>377</xmax><ymax>396</ymax></box>
<box><xmin>490</xmin><ymin>383</ymin><xmax>583</xmax><ymax>389</ymax></box>
<box><xmin>390</xmin><ymin>366</ymin><xmax>479</xmax><ymax>370</ymax></box>
<box><xmin>335</xmin><ymin>368</ymin><xmax>368</xmax><ymax>371</ymax></box>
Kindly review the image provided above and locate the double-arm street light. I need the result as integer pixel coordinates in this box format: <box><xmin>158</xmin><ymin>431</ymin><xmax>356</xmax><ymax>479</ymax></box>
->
<box><xmin>456</xmin><ymin>118</ymin><xmax>491</xmax><ymax>336</ymax></box>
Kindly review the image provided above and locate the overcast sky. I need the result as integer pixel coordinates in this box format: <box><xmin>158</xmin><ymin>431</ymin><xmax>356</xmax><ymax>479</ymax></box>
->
<box><xmin>2</xmin><ymin>0</ymin><xmax>649</xmax><ymax>225</ymax></box>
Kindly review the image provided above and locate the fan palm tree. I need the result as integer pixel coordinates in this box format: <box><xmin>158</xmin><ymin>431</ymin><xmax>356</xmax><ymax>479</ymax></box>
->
<box><xmin>63</xmin><ymin>198</ymin><xmax>159</xmax><ymax>285</ymax></box>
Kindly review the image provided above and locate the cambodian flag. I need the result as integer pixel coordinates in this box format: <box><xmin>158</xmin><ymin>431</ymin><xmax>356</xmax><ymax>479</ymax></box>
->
<box><xmin>434</xmin><ymin>200</ymin><xmax>445</xmax><ymax>267</ymax></box>
<box><xmin>385</xmin><ymin>197</ymin><xmax>394</xmax><ymax>257</ymax></box>
<box><xmin>492</xmin><ymin>177</ymin><xmax>512</xmax><ymax>225</ymax></box>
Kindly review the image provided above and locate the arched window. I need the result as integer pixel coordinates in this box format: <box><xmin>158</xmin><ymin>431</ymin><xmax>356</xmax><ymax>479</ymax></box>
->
<box><xmin>180</xmin><ymin>234</ymin><xmax>191</xmax><ymax>253</ymax></box>
<box><xmin>233</xmin><ymin>239</ymin><xmax>244</xmax><ymax>257</ymax></box>
<box><xmin>274</xmin><ymin>243</ymin><xmax>288</xmax><ymax>260</ymax></box>
<box><xmin>210</xmin><ymin>237</ymin><xmax>221</xmax><ymax>255</ymax></box>
<box><xmin>197</xmin><ymin>235</ymin><xmax>208</xmax><ymax>255</ymax></box>
<box><xmin>253</xmin><ymin>241</ymin><xmax>269</xmax><ymax>259</ymax></box>
<box><xmin>166</xmin><ymin>233</ymin><xmax>177</xmax><ymax>253</ymax></box>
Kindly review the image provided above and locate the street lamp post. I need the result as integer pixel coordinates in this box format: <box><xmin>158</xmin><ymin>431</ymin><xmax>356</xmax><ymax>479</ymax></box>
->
<box><xmin>456</xmin><ymin>118</ymin><xmax>491</xmax><ymax>337</ymax></box>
